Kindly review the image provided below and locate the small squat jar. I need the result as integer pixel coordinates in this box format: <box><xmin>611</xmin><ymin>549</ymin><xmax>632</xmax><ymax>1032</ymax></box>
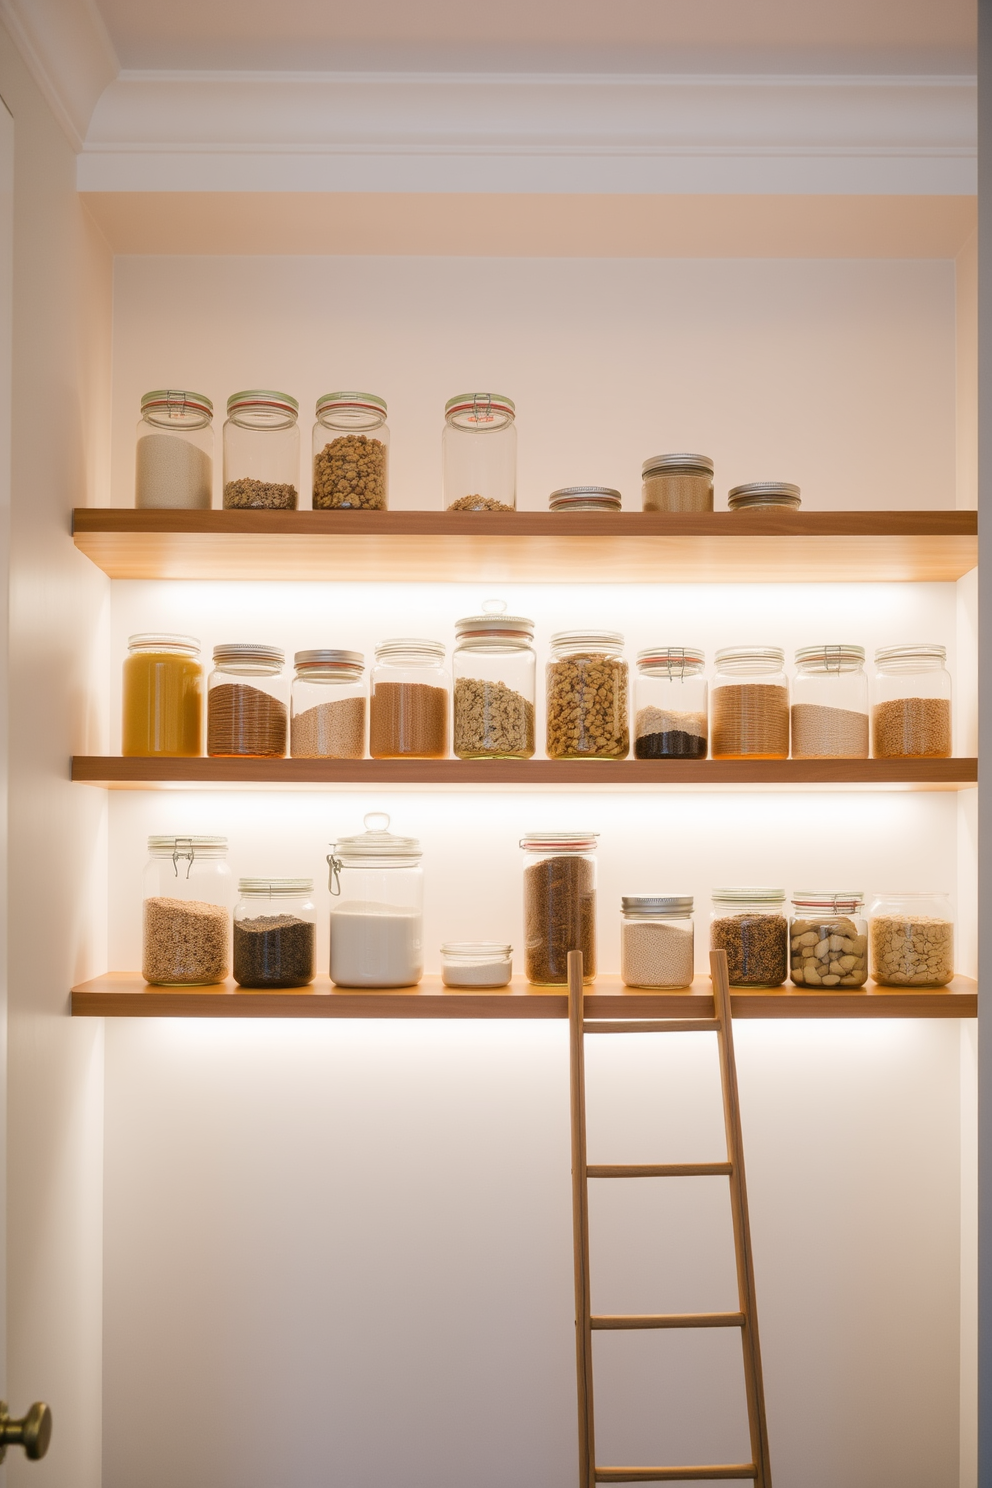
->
<box><xmin>547</xmin><ymin>631</ymin><xmax>629</xmax><ymax>760</ymax></box>
<box><xmin>634</xmin><ymin>647</ymin><xmax>707</xmax><ymax>759</ymax></box>
<box><xmin>223</xmin><ymin>389</ymin><xmax>300</xmax><ymax>509</ymax></box>
<box><xmin>207</xmin><ymin>644</ymin><xmax>288</xmax><ymax>758</ymax></box>
<box><xmin>327</xmin><ymin>814</ymin><xmax>424</xmax><ymax>988</ymax></box>
<box><xmin>641</xmin><ymin>454</ymin><xmax>713</xmax><ymax>513</ymax></box>
<box><xmin>233</xmin><ymin>878</ymin><xmax>316</xmax><ymax>988</ymax></box>
<box><xmin>791</xmin><ymin>645</ymin><xmax>869</xmax><ymax>759</ymax></box>
<box><xmin>312</xmin><ymin>392</ymin><xmax>389</xmax><ymax>509</ymax></box>
<box><xmin>869</xmin><ymin>891</ymin><xmax>954</xmax><ymax>987</ymax></box>
<box><xmin>443</xmin><ymin>392</ymin><xmax>516</xmax><ymax>511</ymax></box>
<box><xmin>142</xmin><ymin>836</ymin><xmax>231</xmax><ymax>986</ymax></box>
<box><xmin>621</xmin><ymin>896</ymin><xmax>694</xmax><ymax>989</ymax></box>
<box><xmin>710</xmin><ymin>888</ymin><xmax>788</xmax><ymax>988</ymax></box>
<box><xmin>135</xmin><ymin>389</ymin><xmax>213</xmax><ymax>509</ymax></box>
<box><xmin>872</xmin><ymin>644</ymin><xmax>952</xmax><ymax>759</ymax></box>
<box><xmin>727</xmin><ymin>482</ymin><xmax>801</xmax><ymax>512</ymax></box>
<box><xmin>291</xmin><ymin>650</ymin><xmax>366</xmax><ymax>759</ymax></box>
<box><xmin>441</xmin><ymin>943</ymin><xmax>513</xmax><ymax>988</ymax></box>
<box><xmin>549</xmin><ymin>487</ymin><xmax>622</xmax><ymax>513</ymax></box>
<box><xmin>710</xmin><ymin>646</ymin><xmax>789</xmax><ymax>760</ymax></box>
<box><xmin>122</xmin><ymin>633</ymin><xmax>203</xmax><ymax>757</ymax></box>
<box><xmin>790</xmin><ymin>892</ymin><xmax>867</xmax><ymax>988</ymax></box>
<box><xmin>369</xmin><ymin>639</ymin><xmax>449</xmax><ymax>759</ymax></box>
<box><xmin>453</xmin><ymin>601</ymin><xmax>535</xmax><ymax>760</ymax></box>
<box><xmin>521</xmin><ymin>831</ymin><xmax>598</xmax><ymax>985</ymax></box>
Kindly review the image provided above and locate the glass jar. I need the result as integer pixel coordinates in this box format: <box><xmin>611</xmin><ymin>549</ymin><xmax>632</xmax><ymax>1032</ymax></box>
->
<box><xmin>223</xmin><ymin>389</ymin><xmax>300</xmax><ymax>509</ymax></box>
<box><xmin>291</xmin><ymin>650</ymin><xmax>366</xmax><ymax>759</ymax></box>
<box><xmin>868</xmin><ymin>891</ymin><xmax>954</xmax><ymax>987</ymax></box>
<box><xmin>549</xmin><ymin>487</ymin><xmax>622</xmax><ymax>513</ymax></box>
<box><xmin>621</xmin><ymin>896</ymin><xmax>694</xmax><ymax>989</ymax></box>
<box><xmin>546</xmin><ymin>631</ymin><xmax>629</xmax><ymax>760</ymax></box>
<box><xmin>142</xmin><ymin>836</ymin><xmax>231</xmax><ymax>986</ymax></box>
<box><xmin>641</xmin><ymin>454</ymin><xmax>714</xmax><ymax>513</ymax></box>
<box><xmin>327</xmin><ymin>813</ymin><xmax>424</xmax><ymax>987</ymax></box>
<box><xmin>634</xmin><ymin>647</ymin><xmax>707</xmax><ymax>759</ymax></box>
<box><xmin>135</xmin><ymin>390</ymin><xmax>214</xmax><ymax>510</ymax></box>
<box><xmin>312</xmin><ymin>392</ymin><xmax>389</xmax><ymax>510</ymax></box>
<box><xmin>122</xmin><ymin>633</ymin><xmax>203</xmax><ymax>757</ymax></box>
<box><xmin>443</xmin><ymin>392</ymin><xmax>516</xmax><ymax>511</ymax></box>
<box><xmin>441</xmin><ymin>943</ymin><xmax>513</xmax><ymax>989</ymax></box>
<box><xmin>521</xmin><ymin>831</ymin><xmax>597</xmax><ymax>985</ymax></box>
<box><xmin>710</xmin><ymin>888</ymin><xmax>788</xmax><ymax>988</ymax></box>
<box><xmin>872</xmin><ymin>644</ymin><xmax>952</xmax><ymax>759</ymax></box>
<box><xmin>207</xmin><ymin>644</ymin><xmax>288</xmax><ymax>758</ymax></box>
<box><xmin>710</xmin><ymin>646</ymin><xmax>789</xmax><ymax>760</ymax></box>
<box><xmin>727</xmin><ymin>482</ymin><xmax>801</xmax><ymax>512</ymax></box>
<box><xmin>233</xmin><ymin>878</ymin><xmax>316</xmax><ymax>988</ymax></box>
<box><xmin>791</xmin><ymin>645</ymin><xmax>869</xmax><ymax>759</ymax></box>
<box><xmin>453</xmin><ymin>600</ymin><xmax>535</xmax><ymax>760</ymax></box>
<box><xmin>369</xmin><ymin>639</ymin><xmax>449</xmax><ymax>759</ymax></box>
<box><xmin>790</xmin><ymin>892</ymin><xmax>867</xmax><ymax>988</ymax></box>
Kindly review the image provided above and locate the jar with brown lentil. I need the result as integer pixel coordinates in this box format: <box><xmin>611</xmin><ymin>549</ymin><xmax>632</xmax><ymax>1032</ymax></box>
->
<box><xmin>207</xmin><ymin>643</ymin><xmax>288</xmax><ymax>757</ymax></box>
<box><xmin>142</xmin><ymin>835</ymin><xmax>231</xmax><ymax>986</ymax></box>
<box><xmin>312</xmin><ymin>392</ymin><xmax>388</xmax><ymax>509</ymax></box>
<box><xmin>521</xmin><ymin>831</ymin><xmax>597</xmax><ymax>985</ymax></box>
<box><xmin>710</xmin><ymin>646</ymin><xmax>789</xmax><ymax>760</ymax></box>
<box><xmin>453</xmin><ymin>600</ymin><xmax>535</xmax><ymax>760</ymax></box>
<box><xmin>546</xmin><ymin>630</ymin><xmax>629</xmax><ymax>760</ymax></box>
<box><xmin>370</xmin><ymin>639</ymin><xmax>449</xmax><ymax>759</ymax></box>
<box><xmin>710</xmin><ymin>888</ymin><xmax>788</xmax><ymax>988</ymax></box>
<box><xmin>223</xmin><ymin>390</ymin><xmax>300</xmax><ymax>510</ymax></box>
<box><xmin>872</xmin><ymin>644</ymin><xmax>952</xmax><ymax>759</ymax></box>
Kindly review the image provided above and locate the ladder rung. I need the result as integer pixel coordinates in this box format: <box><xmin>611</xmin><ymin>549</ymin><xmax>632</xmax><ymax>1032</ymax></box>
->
<box><xmin>587</xmin><ymin>1162</ymin><xmax>732</xmax><ymax>1178</ymax></box>
<box><xmin>596</xmin><ymin>1466</ymin><xmax>756</xmax><ymax>1482</ymax></box>
<box><xmin>591</xmin><ymin>1311</ymin><xmax>745</xmax><ymax>1331</ymax></box>
<box><xmin>584</xmin><ymin>1019</ymin><xmax>720</xmax><ymax>1035</ymax></box>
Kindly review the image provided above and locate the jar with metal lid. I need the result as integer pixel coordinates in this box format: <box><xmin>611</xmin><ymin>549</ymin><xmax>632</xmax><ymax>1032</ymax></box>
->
<box><xmin>791</xmin><ymin>645</ymin><xmax>868</xmax><ymax>759</ymax></box>
<box><xmin>327</xmin><ymin>813</ymin><xmax>424</xmax><ymax>987</ymax></box>
<box><xmin>223</xmin><ymin>389</ymin><xmax>300</xmax><ymax>509</ymax></box>
<box><xmin>312</xmin><ymin>392</ymin><xmax>388</xmax><ymax>510</ymax></box>
<box><xmin>872</xmin><ymin>644</ymin><xmax>951</xmax><ymax>759</ymax></box>
<box><xmin>547</xmin><ymin>631</ymin><xmax>629</xmax><ymax>760</ymax></box>
<box><xmin>291</xmin><ymin>650</ymin><xmax>366</xmax><ymax>759</ymax></box>
<box><xmin>621</xmin><ymin>896</ymin><xmax>694</xmax><ymax>989</ymax></box>
<box><xmin>123</xmin><ymin>633</ymin><xmax>203</xmax><ymax>757</ymax></box>
<box><xmin>207</xmin><ymin>644</ymin><xmax>288</xmax><ymax>758</ymax></box>
<box><xmin>790</xmin><ymin>892</ymin><xmax>867</xmax><ymax>988</ymax></box>
<box><xmin>453</xmin><ymin>600</ymin><xmax>535</xmax><ymax>760</ymax></box>
<box><xmin>441</xmin><ymin>943</ymin><xmax>513</xmax><ymax>989</ymax></box>
<box><xmin>549</xmin><ymin>486</ymin><xmax>622</xmax><ymax>513</ymax></box>
<box><xmin>233</xmin><ymin>878</ymin><xmax>316</xmax><ymax>988</ymax></box>
<box><xmin>443</xmin><ymin>392</ymin><xmax>516</xmax><ymax>511</ymax></box>
<box><xmin>369</xmin><ymin>638</ymin><xmax>448</xmax><ymax>759</ymax></box>
<box><xmin>142</xmin><ymin>836</ymin><xmax>231</xmax><ymax>986</ymax></box>
<box><xmin>710</xmin><ymin>888</ymin><xmax>788</xmax><ymax>988</ymax></box>
<box><xmin>135</xmin><ymin>390</ymin><xmax>214</xmax><ymax>509</ymax></box>
<box><xmin>710</xmin><ymin>646</ymin><xmax>789</xmax><ymax>760</ymax></box>
<box><xmin>521</xmin><ymin>831</ymin><xmax>597</xmax><ymax>985</ymax></box>
<box><xmin>634</xmin><ymin>647</ymin><xmax>707</xmax><ymax>759</ymax></box>
<box><xmin>641</xmin><ymin>454</ymin><xmax>713</xmax><ymax>513</ymax></box>
<box><xmin>868</xmin><ymin>891</ymin><xmax>953</xmax><ymax>987</ymax></box>
<box><xmin>727</xmin><ymin>482</ymin><xmax>801</xmax><ymax>512</ymax></box>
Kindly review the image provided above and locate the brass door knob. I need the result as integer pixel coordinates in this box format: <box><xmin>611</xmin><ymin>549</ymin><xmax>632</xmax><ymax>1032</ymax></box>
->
<box><xmin>0</xmin><ymin>1401</ymin><xmax>52</xmax><ymax>1461</ymax></box>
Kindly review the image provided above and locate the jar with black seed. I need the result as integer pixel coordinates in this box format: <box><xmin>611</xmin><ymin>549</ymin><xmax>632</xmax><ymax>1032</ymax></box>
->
<box><xmin>634</xmin><ymin>647</ymin><xmax>707</xmax><ymax>759</ymax></box>
<box><xmin>233</xmin><ymin>878</ymin><xmax>317</xmax><ymax>988</ymax></box>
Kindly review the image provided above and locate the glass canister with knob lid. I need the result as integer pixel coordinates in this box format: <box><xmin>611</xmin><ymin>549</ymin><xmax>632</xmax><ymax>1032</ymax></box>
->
<box><xmin>453</xmin><ymin>600</ymin><xmax>535</xmax><ymax>760</ymax></box>
<box><xmin>135</xmin><ymin>390</ymin><xmax>214</xmax><ymax>509</ymax></box>
<box><xmin>233</xmin><ymin>878</ymin><xmax>317</xmax><ymax>988</ymax></box>
<box><xmin>443</xmin><ymin>392</ymin><xmax>516</xmax><ymax>511</ymax></box>
<box><xmin>521</xmin><ymin>831</ymin><xmax>598</xmax><ymax>985</ymax></box>
<box><xmin>327</xmin><ymin>813</ymin><xmax>424</xmax><ymax>987</ymax></box>
<box><xmin>872</xmin><ymin>645</ymin><xmax>952</xmax><ymax>759</ymax></box>
<box><xmin>791</xmin><ymin>645</ymin><xmax>869</xmax><ymax>759</ymax></box>
<box><xmin>312</xmin><ymin>392</ymin><xmax>389</xmax><ymax>510</ymax></box>
<box><xmin>790</xmin><ymin>892</ymin><xmax>867</xmax><ymax>987</ymax></box>
<box><xmin>868</xmin><ymin>890</ymin><xmax>954</xmax><ymax>987</ymax></box>
<box><xmin>142</xmin><ymin>835</ymin><xmax>231</xmax><ymax>986</ymax></box>
<box><xmin>634</xmin><ymin>647</ymin><xmax>707</xmax><ymax>759</ymax></box>
<box><xmin>223</xmin><ymin>389</ymin><xmax>300</xmax><ymax>509</ymax></box>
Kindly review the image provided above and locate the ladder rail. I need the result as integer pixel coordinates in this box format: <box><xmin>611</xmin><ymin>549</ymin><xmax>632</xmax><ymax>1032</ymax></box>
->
<box><xmin>568</xmin><ymin>950</ymin><xmax>596</xmax><ymax>1488</ymax></box>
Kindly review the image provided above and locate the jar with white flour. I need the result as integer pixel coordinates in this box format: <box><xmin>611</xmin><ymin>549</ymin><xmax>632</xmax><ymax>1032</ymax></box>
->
<box><xmin>327</xmin><ymin>813</ymin><xmax>424</xmax><ymax>987</ymax></box>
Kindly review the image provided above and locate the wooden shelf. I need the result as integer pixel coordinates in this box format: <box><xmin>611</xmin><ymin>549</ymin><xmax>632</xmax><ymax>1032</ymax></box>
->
<box><xmin>71</xmin><ymin>973</ymin><xmax>977</xmax><ymax>1020</ymax></box>
<box><xmin>71</xmin><ymin>509</ymin><xmax>977</xmax><ymax>585</ymax></box>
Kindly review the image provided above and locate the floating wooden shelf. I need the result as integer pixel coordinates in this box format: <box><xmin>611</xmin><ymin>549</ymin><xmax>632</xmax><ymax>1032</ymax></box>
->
<box><xmin>71</xmin><ymin>509</ymin><xmax>977</xmax><ymax>585</ymax></box>
<box><xmin>71</xmin><ymin>973</ymin><xmax>977</xmax><ymax>1020</ymax></box>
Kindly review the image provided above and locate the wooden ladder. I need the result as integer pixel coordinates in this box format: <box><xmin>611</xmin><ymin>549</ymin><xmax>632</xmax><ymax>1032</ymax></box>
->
<box><xmin>568</xmin><ymin>947</ymin><xmax>772</xmax><ymax>1487</ymax></box>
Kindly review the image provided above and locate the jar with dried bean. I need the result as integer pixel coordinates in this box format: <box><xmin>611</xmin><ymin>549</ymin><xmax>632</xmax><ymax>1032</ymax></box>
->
<box><xmin>208</xmin><ymin>643</ymin><xmax>288</xmax><ymax>757</ymax></box>
<box><xmin>790</xmin><ymin>892</ymin><xmax>867</xmax><ymax>988</ymax></box>
<box><xmin>711</xmin><ymin>646</ymin><xmax>789</xmax><ymax>760</ymax></box>
<box><xmin>546</xmin><ymin>631</ymin><xmax>629</xmax><ymax>760</ymax></box>
<box><xmin>868</xmin><ymin>891</ymin><xmax>954</xmax><ymax>987</ymax></box>
<box><xmin>710</xmin><ymin>888</ymin><xmax>788</xmax><ymax>988</ymax></box>
<box><xmin>521</xmin><ymin>831</ymin><xmax>597</xmax><ymax>985</ymax></box>
<box><xmin>312</xmin><ymin>392</ymin><xmax>388</xmax><ymax>509</ymax></box>
<box><xmin>453</xmin><ymin>600</ymin><xmax>535</xmax><ymax>759</ymax></box>
<box><xmin>872</xmin><ymin>644</ymin><xmax>952</xmax><ymax>759</ymax></box>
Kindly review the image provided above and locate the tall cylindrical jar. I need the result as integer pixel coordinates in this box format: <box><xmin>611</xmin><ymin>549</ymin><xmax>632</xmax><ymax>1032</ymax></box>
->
<box><xmin>521</xmin><ymin>831</ymin><xmax>597</xmax><ymax>985</ymax></box>
<box><xmin>142</xmin><ymin>835</ymin><xmax>231</xmax><ymax>986</ymax></box>
<box><xmin>634</xmin><ymin>647</ymin><xmax>707</xmax><ymax>759</ymax></box>
<box><xmin>710</xmin><ymin>646</ymin><xmax>789</xmax><ymax>760</ymax></box>
<box><xmin>327</xmin><ymin>813</ymin><xmax>424</xmax><ymax>987</ymax></box>
<box><xmin>453</xmin><ymin>601</ymin><xmax>535</xmax><ymax>759</ymax></box>
<box><xmin>291</xmin><ymin>650</ymin><xmax>366</xmax><ymax>759</ymax></box>
<box><xmin>369</xmin><ymin>639</ymin><xmax>449</xmax><ymax>759</ymax></box>
<box><xmin>621</xmin><ymin>896</ymin><xmax>694</xmax><ymax>989</ymax></box>
<box><xmin>869</xmin><ymin>891</ymin><xmax>954</xmax><ymax>987</ymax></box>
<box><xmin>641</xmin><ymin>454</ymin><xmax>714</xmax><ymax>513</ymax></box>
<box><xmin>223</xmin><ymin>389</ymin><xmax>300</xmax><ymax>509</ymax></box>
<box><xmin>312</xmin><ymin>392</ymin><xmax>389</xmax><ymax>510</ymax></box>
<box><xmin>135</xmin><ymin>390</ymin><xmax>214</xmax><ymax>509</ymax></box>
<box><xmin>207</xmin><ymin>643</ymin><xmax>288</xmax><ymax>757</ymax></box>
<box><xmin>790</xmin><ymin>892</ymin><xmax>867</xmax><ymax>987</ymax></box>
<box><xmin>710</xmin><ymin>888</ymin><xmax>788</xmax><ymax>988</ymax></box>
<box><xmin>872</xmin><ymin>644</ymin><xmax>952</xmax><ymax>758</ymax></box>
<box><xmin>443</xmin><ymin>392</ymin><xmax>516</xmax><ymax>511</ymax></box>
<box><xmin>122</xmin><ymin>633</ymin><xmax>203</xmax><ymax>757</ymax></box>
<box><xmin>546</xmin><ymin>631</ymin><xmax>629</xmax><ymax>760</ymax></box>
<box><xmin>791</xmin><ymin>645</ymin><xmax>869</xmax><ymax>759</ymax></box>
<box><xmin>233</xmin><ymin>878</ymin><xmax>317</xmax><ymax>988</ymax></box>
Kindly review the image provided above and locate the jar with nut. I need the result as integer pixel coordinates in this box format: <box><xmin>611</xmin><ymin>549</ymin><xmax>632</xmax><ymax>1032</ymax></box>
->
<box><xmin>711</xmin><ymin>646</ymin><xmax>789</xmax><ymax>760</ymax></box>
<box><xmin>312</xmin><ymin>392</ymin><xmax>388</xmax><ymax>509</ymax></box>
<box><xmin>546</xmin><ymin>631</ymin><xmax>629</xmax><ymax>760</ymax></box>
<box><xmin>790</xmin><ymin>892</ymin><xmax>867</xmax><ymax>988</ymax></box>
<box><xmin>453</xmin><ymin>600</ymin><xmax>535</xmax><ymax>759</ymax></box>
<box><xmin>443</xmin><ymin>392</ymin><xmax>516</xmax><ymax>511</ymax></box>
<box><xmin>710</xmin><ymin>888</ymin><xmax>788</xmax><ymax>988</ymax></box>
<box><xmin>223</xmin><ymin>390</ymin><xmax>300</xmax><ymax>509</ymax></box>
<box><xmin>868</xmin><ymin>891</ymin><xmax>954</xmax><ymax>987</ymax></box>
<box><xmin>872</xmin><ymin>645</ymin><xmax>952</xmax><ymax>759</ymax></box>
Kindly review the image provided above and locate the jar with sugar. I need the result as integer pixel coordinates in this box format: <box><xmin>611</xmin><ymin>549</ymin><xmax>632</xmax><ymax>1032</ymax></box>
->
<box><xmin>135</xmin><ymin>390</ymin><xmax>214</xmax><ymax>509</ymax></box>
<box><xmin>327</xmin><ymin>814</ymin><xmax>424</xmax><ymax>987</ymax></box>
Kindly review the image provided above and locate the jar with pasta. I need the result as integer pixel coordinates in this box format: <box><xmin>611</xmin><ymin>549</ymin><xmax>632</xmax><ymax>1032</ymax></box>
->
<box><xmin>207</xmin><ymin>644</ymin><xmax>288</xmax><ymax>757</ymax></box>
<box><xmin>868</xmin><ymin>891</ymin><xmax>954</xmax><ymax>987</ymax></box>
<box><xmin>872</xmin><ymin>645</ymin><xmax>951</xmax><ymax>759</ymax></box>
<box><xmin>711</xmin><ymin>646</ymin><xmax>789</xmax><ymax>760</ymax></box>
<box><xmin>546</xmin><ymin>631</ymin><xmax>629</xmax><ymax>760</ymax></box>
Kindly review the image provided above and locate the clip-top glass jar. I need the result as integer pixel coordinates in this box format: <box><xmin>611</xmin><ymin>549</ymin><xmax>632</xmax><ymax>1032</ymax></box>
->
<box><xmin>634</xmin><ymin>647</ymin><xmax>707</xmax><ymax>759</ymax></box>
<box><xmin>521</xmin><ymin>831</ymin><xmax>598</xmax><ymax>985</ymax></box>
<box><xmin>711</xmin><ymin>646</ymin><xmax>789</xmax><ymax>760</ymax></box>
<box><xmin>443</xmin><ymin>392</ymin><xmax>516</xmax><ymax>511</ymax></box>
<box><xmin>291</xmin><ymin>650</ymin><xmax>366</xmax><ymax>759</ymax></box>
<box><xmin>872</xmin><ymin>644</ymin><xmax>952</xmax><ymax>759</ymax></box>
<box><xmin>233</xmin><ymin>878</ymin><xmax>316</xmax><ymax>988</ymax></box>
<box><xmin>727</xmin><ymin>482</ymin><xmax>801</xmax><ymax>512</ymax></box>
<box><xmin>868</xmin><ymin>891</ymin><xmax>954</xmax><ymax>987</ymax></box>
<box><xmin>312</xmin><ymin>392</ymin><xmax>388</xmax><ymax>510</ymax></box>
<box><xmin>327</xmin><ymin>813</ymin><xmax>424</xmax><ymax>987</ymax></box>
<box><xmin>547</xmin><ymin>631</ymin><xmax>629</xmax><ymax>760</ymax></box>
<box><xmin>453</xmin><ymin>600</ymin><xmax>535</xmax><ymax>760</ymax></box>
<box><xmin>641</xmin><ymin>454</ymin><xmax>713</xmax><ymax>513</ymax></box>
<box><xmin>791</xmin><ymin>645</ymin><xmax>868</xmax><ymax>759</ymax></box>
<box><xmin>370</xmin><ymin>639</ymin><xmax>449</xmax><ymax>759</ymax></box>
<box><xmin>122</xmin><ymin>633</ymin><xmax>203</xmax><ymax>757</ymax></box>
<box><xmin>710</xmin><ymin>888</ymin><xmax>788</xmax><ymax>988</ymax></box>
<box><xmin>135</xmin><ymin>390</ymin><xmax>213</xmax><ymax>509</ymax></box>
<box><xmin>621</xmin><ymin>896</ymin><xmax>694</xmax><ymax>988</ymax></box>
<box><xmin>207</xmin><ymin>644</ymin><xmax>288</xmax><ymax>758</ymax></box>
<box><xmin>142</xmin><ymin>836</ymin><xmax>231</xmax><ymax>986</ymax></box>
<box><xmin>790</xmin><ymin>892</ymin><xmax>867</xmax><ymax>988</ymax></box>
<box><xmin>223</xmin><ymin>389</ymin><xmax>300</xmax><ymax>509</ymax></box>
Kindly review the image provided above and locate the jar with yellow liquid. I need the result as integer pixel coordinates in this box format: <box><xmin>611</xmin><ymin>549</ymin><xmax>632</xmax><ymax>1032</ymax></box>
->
<box><xmin>122</xmin><ymin>634</ymin><xmax>203</xmax><ymax>756</ymax></box>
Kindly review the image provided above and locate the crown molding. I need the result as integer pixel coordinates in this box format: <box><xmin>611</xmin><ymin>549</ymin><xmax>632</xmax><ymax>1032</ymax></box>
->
<box><xmin>0</xmin><ymin>0</ymin><xmax>117</xmax><ymax>148</ymax></box>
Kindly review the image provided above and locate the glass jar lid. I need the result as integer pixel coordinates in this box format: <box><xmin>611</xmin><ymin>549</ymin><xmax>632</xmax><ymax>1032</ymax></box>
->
<box><xmin>128</xmin><ymin>633</ymin><xmax>200</xmax><ymax>656</ymax></box>
<box><xmin>238</xmin><ymin>877</ymin><xmax>313</xmax><ymax>896</ymax></box>
<box><xmin>316</xmin><ymin>391</ymin><xmax>386</xmax><ymax>416</ymax></box>
<box><xmin>637</xmin><ymin>646</ymin><xmax>705</xmax><ymax>675</ymax></box>
<box><xmin>455</xmin><ymin>599</ymin><xmax>534</xmax><ymax>642</ymax></box>
<box><xmin>795</xmin><ymin>644</ymin><xmax>865</xmax><ymax>672</ymax></box>
<box><xmin>213</xmin><ymin>643</ymin><xmax>285</xmax><ymax>669</ymax></box>
<box><xmin>792</xmin><ymin>891</ymin><xmax>864</xmax><ymax>912</ymax></box>
<box><xmin>444</xmin><ymin>393</ymin><xmax>515</xmax><ymax>428</ymax></box>
<box><xmin>140</xmin><ymin>389</ymin><xmax>213</xmax><ymax>424</ymax></box>
<box><xmin>874</xmin><ymin>643</ymin><xmax>947</xmax><ymax>670</ymax></box>
<box><xmin>441</xmin><ymin>942</ymin><xmax>513</xmax><ymax>956</ymax></box>
<box><xmin>147</xmin><ymin>835</ymin><xmax>227</xmax><ymax>857</ymax></box>
<box><xmin>227</xmin><ymin>389</ymin><xmax>298</xmax><ymax>416</ymax></box>
<box><xmin>520</xmin><ymin>830</ymin><xmax>598</xmax><ymax>853</ymax></box>
<box><xmin>330</xmin><ymin>812</ymin><xmax>422</xmax><ymax>863</ymax></box>
<box><xmin>374</xmin><ymin>638</ymin><xmax>446</xmax><ymax>664</ymax></box>
<box><xmin>727</xmin><ymin>482</ymin><xmax>801</xmax><ymax>510</ymax></box>
<box><xmin>622</xmin><ymin>895</ymin><xmax>694</xmax><ymax>916</ymax></box>
<box><xmin>642</xmin><ymin>453</ymin><xmax>713</xmax><ymax>478</ymax></box>
<box><xmin>714</xmin><ymin>645</ymin><xmax>784</xmax><ymax>673</ymax></box>
<box><xmin>294</xmin><ymin>649</ymin><xmax>364</xmax><ymax>675</ymax></box>
<box><xmin>549</xmin><ymin>487</ymin><xmax>622</xmax><ymax>510</ymax></box>
<box><xmin>712</xmin><ymin>886</ymin><xmax>786</xmax><ymax>904</ymax></box>
<box><xmin>551</xmin><ymin>629</ymin><xmax>624</xmax><ymax>657</ymax></box>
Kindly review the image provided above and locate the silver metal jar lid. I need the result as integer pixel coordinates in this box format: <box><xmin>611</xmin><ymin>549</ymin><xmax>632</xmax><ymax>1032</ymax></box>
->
<box><xmin>520</xmin><ymin>830</ymin><xmax>598</xmax><ymax>853</ymax></box>
<box><xmin>622</xmin><ymin>895</ymin><xmax>694</xmax><ymax>915</ymax></box>
<box><xmin>549</xmin><ymin>486</ymin><xmax>622</xmax><ymax>510</ymax></box>
<box><xmin>727</xmin><ymin>482</ymin><xmax>801</xmax><ymax>509</ymax></box>
<box><xmin>212</xmin><ymin>643</ymin><xmax>285</xmax><ymax>667</ymax></box>
<box><xmin>294</xmin><ymin>649</ymin><xmax>364</xmax><ymax>671</ymax></box>
<box><xmin>642</xmin><ymin>453</ymin><xmax>713</xmax><ymax>478</ymax></box>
